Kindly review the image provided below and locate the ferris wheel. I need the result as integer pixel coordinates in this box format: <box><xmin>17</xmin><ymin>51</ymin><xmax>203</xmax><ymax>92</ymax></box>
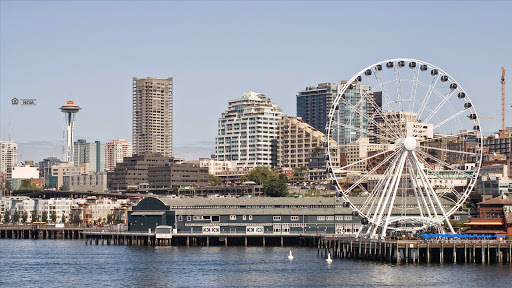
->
<box><xmin>325</xmin><ymin>58</ymin><xmax>483</xmax><ymax>239</ymax></box>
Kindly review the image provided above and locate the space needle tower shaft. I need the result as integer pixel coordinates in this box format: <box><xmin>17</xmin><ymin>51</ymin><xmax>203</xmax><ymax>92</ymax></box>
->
<box><xmin>59</xmin><ymin>101</ymin><xmax>81</xmax><ymax>162</ymax></box>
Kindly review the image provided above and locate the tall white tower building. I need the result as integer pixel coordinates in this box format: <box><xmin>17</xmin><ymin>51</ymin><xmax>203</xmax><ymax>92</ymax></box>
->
<box><xmin>216</xmin><ymin>92</ymin><xmax>283</xmax><ymax>169</ymax></box>
<box><xmin>0</xmin><ymin>141</ymin><xmax>17</xmax><ymax>173</ymax></box>
<box><xmin>59</xmin><ymin>101</ymin><xmax>81</xmax><ymax>163</ymax></box>
<box><xmin>132</xmin><ymin>77</ymin><xmax>173</xmax><ymax>157</ymax></box>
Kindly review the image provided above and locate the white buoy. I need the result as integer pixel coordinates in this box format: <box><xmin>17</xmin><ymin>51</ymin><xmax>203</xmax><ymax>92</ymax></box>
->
<box><xmin>326</xmin><ymin>252</ymin><xmax>333</xmax><ymax>263</ymax></box>
<box><xmin>288</xmin><ymin>250</ymin><xmax>294</xmax><ymax>260</ymax></box>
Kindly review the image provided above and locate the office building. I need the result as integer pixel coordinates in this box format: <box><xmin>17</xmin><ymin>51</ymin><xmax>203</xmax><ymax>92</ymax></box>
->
<box><xmin>132</xmin><ymin>77</ymin><xmax>173</xmax><ymax>157</ymax></box>
<box><xmin>216</xmin><ymin>92</ymin><xmax>283</xmax><ymax>169</ymax></box>
<box><xmin>296</xmin><ymin>83</ymin><xmax>338</xmax><ymax>132</ymax></box>
<box><xmin>73</xmin><ymin>139</ymin><xmax>105</xmax><ymax>172</ymax></box>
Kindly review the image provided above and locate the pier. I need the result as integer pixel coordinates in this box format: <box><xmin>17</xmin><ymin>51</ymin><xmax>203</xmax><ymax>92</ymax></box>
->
<box><xmin>0</xmin><ymin>225</ymin><xmax>86</xmax><ymax>240</ymax></box>
<box><xmin>318</xmin><ymin>236</ymin><xmax>512</xmax><ymax>264</ymax></box>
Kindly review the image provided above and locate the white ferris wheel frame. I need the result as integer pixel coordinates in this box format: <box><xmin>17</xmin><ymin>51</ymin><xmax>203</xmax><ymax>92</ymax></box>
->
<box><xmin>325</xmin><ymin>58</ymin><xmax>483</xmax><ymax>238</ymax></box>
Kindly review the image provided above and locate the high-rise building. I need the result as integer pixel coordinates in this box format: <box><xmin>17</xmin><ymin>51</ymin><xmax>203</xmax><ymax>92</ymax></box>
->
<box><xmin>278</xmin><ymin>116</ymin><xmax>339</xmax><ymax>172</ymax></box>
<box><xmin>332</xmin><ymin>81</ymin><xmax>376</xmax><ymax>147</ymax></box>
<box><xmin>73</xmin><ymin>139</ymin><xmax>105</xmax><ymax>172</ymax></box>
<box><xmin>216</xmin><ymin>92</ymin><xmax>283</xmax><ymax>169</ymax></box>
<box><xmin>296</xmin><ymin>83</ymin><xmax>338</xmax><ymax>132</ymax></box>
<box><xmin>0</xmin><ymin>141</ymin><xmax>17</xmax><ymax>173</ymax></box>
<box><xmin>132</xmin><ymin>77</ymin><xmax>173</xmax><ymax>157</ymax></box>
<box><xmin>297</xmin><ymin>82</ymin><xmax>380</xmax><ymax>148</ymax></box>
<box><xmin>105</xmin><ymin>139</ymin><xmax>133</xmax><ymax>170</ymax></box>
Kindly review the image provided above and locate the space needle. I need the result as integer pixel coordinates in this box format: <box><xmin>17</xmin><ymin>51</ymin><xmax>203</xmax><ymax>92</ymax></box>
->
<box><xmin>59</xmin><ymin>101</ymin><xmax>81</xmax><ymax>162</ymax></box>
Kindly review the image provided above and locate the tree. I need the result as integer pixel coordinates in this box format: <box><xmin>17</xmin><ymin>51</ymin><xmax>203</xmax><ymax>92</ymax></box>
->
<box><xmin>208</xmin><ymin>174</ymin><xmax>224</xmax><ymax>186</ymax></box>
<box><xmin>22</xmin><ymin>211</ymin><xmax>28</xmax><ymax>223</ymax></box>
<box><xmin>293</xmin><ymin>166</ymin><xmax>308</xmax><ymax>183</ymax></box>
<box><xmin>241</xmin><ymin>166</ymin><xmax>288</xmax><ymax>197</ymax></box>
<box><xmin>13</xmin><ymin>210</ymin><xmax>20</xmax><ymax>224</ymax></box>
<box><xmin>61</xmin><ymin>213</ymin><xmax>67</xmax><ymax>224</ymax></box>
<box><xmin>107</xmin><ymin>214</ymin><xmax>113</xmax><ymax>224</ymax></box>
<box><xmin>265</xmin><ymin>174</ymin><xmax>289</xmax><ymax>197</ymax></box>
<box><xmin>51</xmin><ymin>211</ymin><xmax>57</xmax><ymax>223</ymax></box>
<box><xmin>4</xmin><ymin>210</ymin><xmax>10</xmax><ymax>223</ymax></box>
<box><xmin>4</xmin><ymin>181</ymin><xmax>12</xmax><ymax>194</ymax></box>
<box><xmin>19</xmin><ymin>179</ymin><xmax>36</xmax><ymax>190</ymax></box>
<box><xmin>31</xmin><ymin>208</ymin><xmax>38</xmax><ymax>223</ymax></box>
<box><xmin>114</xmin><ymin>215</ymin><xmax>122</xmax><ymax>224</ymax></box>
<box><xmin>73</xmin><ymin>213</ymin><xmax>81</xmax><ymax>226</ymax></box>
<box><xmin>42</xmin><ymin>211</ymin><xmax>48</xmax><ymax>223</ymax></box>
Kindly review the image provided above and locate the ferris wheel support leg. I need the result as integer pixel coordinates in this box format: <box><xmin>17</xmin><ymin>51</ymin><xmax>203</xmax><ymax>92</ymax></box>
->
<box><xmin>381</xmin><ymin>152</ymin><xmax>408</xmax><ymax>238</ymax></box>
<box><xmin>369</xmin><ymin>153</ymin><xmax>404</xmax><ymax>239</ymax></box>
<box><xmin>411</xmin><ymin>152</ymin><xmax>455</xmax><ymax>234</ymax></box>
<box><xmin>368</xmin><ymin>159</ymin><xmax>399</xmax><ymax>238</ymax></box>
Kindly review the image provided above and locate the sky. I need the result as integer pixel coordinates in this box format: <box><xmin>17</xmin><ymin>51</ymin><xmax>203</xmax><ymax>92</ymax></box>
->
<box><xmin>1</xmin><ymin>0</ymin><xmax>511</xmax><ymax>163</ymax></box>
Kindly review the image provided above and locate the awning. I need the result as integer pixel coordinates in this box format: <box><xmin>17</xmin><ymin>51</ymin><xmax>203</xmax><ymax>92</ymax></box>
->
<box><xmin>130</xmin><ymin>211</ymin><xmax>165</xmax><ymax>216</ymax></box>
<box><xmin>466</xmin><ymin>222</ymin><xmax>503</xmax><ymax>225</ymax></box>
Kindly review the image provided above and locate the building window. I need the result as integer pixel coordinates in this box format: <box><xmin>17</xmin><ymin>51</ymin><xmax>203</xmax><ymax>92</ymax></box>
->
<box><xmin>249</xmin><ymin>215</ymin><xmax>253</xmax><ymax>221</ymax></box>
<box><xmin>193</xmin><ymin>215</ymin><xmax>202</xmax><ymax>221</ymax></box>
<box><xmin>291</xmin><ymin>216</ymin><xmax>299</xmax><ymax>221</ymax></box>
<box><xmin>344</xmin><ymin>216</ymin><xmax>352</xmax><ymax>221</ymax></box>
<box><xmin>273</xmin><ymin>216</ymin><xmax>281</xmax><ymax>221</ymax></box>
<box><xmin>242</xmin><ymin>215</ymin><xmax>246</xmax><ymax>221</ymax></box>
<box><xmin>186</xmin><ymin>216</ymin><xmax>191</xmax><ymax>221</ymax></box>
<box><xmin>212</xmin><ymin>215</ymin><xmax>220</xmax><ymax>222</ymax></box>
<box><xmin>317</xmin><ymin>216</ymin><xmax>325</xmax><ymax>221</ymax></box>
<box><xmin>326</xmin><ymin>216</ymin><xmax>334</xmax><ymax>221</ymax></box>
<box><xmin>230</xmin><ymin>215</ymin><xmax>236</xmax><ymax>220</ymax></box>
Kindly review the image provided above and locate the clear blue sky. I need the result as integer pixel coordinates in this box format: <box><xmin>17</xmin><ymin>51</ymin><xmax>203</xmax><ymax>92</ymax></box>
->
<box><xmin>1</xmin><ymin>1</ymin><xmax>511</xmax><ymax>162</ymax></box>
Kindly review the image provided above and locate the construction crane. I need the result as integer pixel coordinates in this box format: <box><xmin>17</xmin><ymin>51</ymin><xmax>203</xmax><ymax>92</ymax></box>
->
<box><xmin>501</xmin><ymin>67</ymin><xmax>506</xmax><ymax>137</ymax></box>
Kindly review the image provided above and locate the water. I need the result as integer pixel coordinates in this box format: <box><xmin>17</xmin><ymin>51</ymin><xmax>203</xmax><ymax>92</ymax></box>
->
<box><xmin>0</xmin><ymin>240</ymin><xmax>511</xmax><ymax>288</ymax></box>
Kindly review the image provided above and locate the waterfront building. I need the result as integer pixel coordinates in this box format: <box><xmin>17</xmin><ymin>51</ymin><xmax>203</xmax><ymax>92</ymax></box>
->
<box><xmin>0</xmin><ymin>141</ymin><xmax>17</xmax><ymax>173</ymax></box>
<box><xmin>215</xmin><ymin>92</ymin><xmax>283</xmax><ymax>169</ymax></box>
<box><xmin>62</xmin><ymin>172</ymin><xmax>108</xmax><ymax>192</ymax></box>
<box><xmin>127</xmin><ymin>196</ymin><xmax>469</xmax><ymax>234</ymax></box>
<box><xmin>278</xmin><ymin>116</ymin><xmax>339</xmax><ymax>181</ymax></box>
<box><xmin>465</xmin><ymin>194</ymin><xmax>512</xmax><ymax>236</ymax></box>
<box><xmin>107</xmin><ymin>153</ymin><xmax>173</xmax><ymax>191</ymax></box>
<box><xmin>73</xmin><ymin>139</ymin><xmax>105</xmax><ymax>172</ymax></box>
<box><xmin>133</xmin><ymin>77</ymin><xmax>173</xmax><ymax>157</ymax></box>
<box><xmin>105</xmin><ymin>139</ymin><xmax>133</xmax><ymax>170</ymax></box>
<box><xmin>71</xmin><ymin>196</ymin><xmax>140</xmax><ymax>225</ymax></box>
<box><xmin>296</xmin><ymin>83</ymin><xmax>338</xmax><ymax>132</ymax></box>
<box><xmin>6</xmin><ymin>165</ymin><xmax>40</xmax><ymax>190</ymax></box>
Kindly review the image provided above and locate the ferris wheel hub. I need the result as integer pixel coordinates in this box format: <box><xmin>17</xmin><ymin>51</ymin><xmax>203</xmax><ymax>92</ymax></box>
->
<box><xmin>403</xmin><ymin>136</ymin><xmax>417</xmax><ymax>151</ymax></box>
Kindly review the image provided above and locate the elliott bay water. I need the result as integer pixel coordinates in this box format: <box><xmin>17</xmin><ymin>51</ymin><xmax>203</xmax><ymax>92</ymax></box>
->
<box><xmin>1</xmin><ymin>240</ymin><xmax>511</xmax><ymax>287</ymax></box>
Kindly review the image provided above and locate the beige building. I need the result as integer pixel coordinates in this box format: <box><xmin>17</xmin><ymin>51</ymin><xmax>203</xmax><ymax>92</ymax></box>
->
<box><xmin>51</xmin><ymin>163</ymin><xmax>89</xmax><ymax>190</ymax></box>
<box><xmin>346</xmin><ymin>138</ymin><xmax>392</xmax><ymax>171</ymax></box>
<box><xmin>133</xmin><ymin>77</ymin><xmax>173</xmax><ymax>157</ymax></box>
<box><xmin>278</xmin><ymin>116</ymin><xmax>339</xmax><ymax>180</ymax></box>
<box><xmin>105</xmin><ymin>139</ymin><xmax>133</xmax><ymax>170</ymax></box>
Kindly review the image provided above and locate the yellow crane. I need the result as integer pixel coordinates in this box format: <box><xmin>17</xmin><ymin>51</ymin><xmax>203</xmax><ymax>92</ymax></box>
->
<box><xmin>501</xmin><ymin>67</ymin><xmax>506</xmax><ymax>136</ymax></box>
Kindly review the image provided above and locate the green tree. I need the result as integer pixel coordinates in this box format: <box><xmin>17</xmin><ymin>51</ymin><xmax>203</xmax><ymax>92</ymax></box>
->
<box><xmin>13</xmin><ymin>210</ymin><xmax>20</xmax><ymax>224</ymax></box>
<box><xmin>265</xmin><ymin>174</ymin><xmax>289</xmax><ymax>197</ymax></box>
<box><xmin>73</xmin><ymin>213</ymin><xmax>81</xmax><ymax>226</ymax></box>
<box><xmin>107</xmin><ymin>214</ymin><xmax>113</xmax><ymax>224</ymax></box>
<box><xmin>22</xmin><ymin>211</ymin><xmax>28</xmax><ymax>223</ymax></box>
<box><xmin>51</xmin><ymin>211</ymin><xmax>57</xmax><ymax>223</ymax></box>
<box><xmin>241</xmin><ymin>166</ymin><xmax>288</xmax><ymax>197</ymax></box>
<box><xmin>31</xmin><ymin>208</ymin><xmax>38</xmax><ymax>222</ymax></box>
<box><xmin>4</xmin><ymin>181</ymin><xmax>12</xmax><ymax>194</ymax></box>
<box><xmin>19</xmin><ymin>179</ymin><xmax>35</xmax><ymax>190</ymax></box>
<box><xmin>208</xmin><ymin>174</ymin><xmax>224</xmax><ymax>186</ymax></box>
<box><xmin>61</xmin><ymin>213</ymin><xmax>67</xmax><ymax>224</ymax></box>
<box><xmin>4</xmin><ymin>210</ymin><xmax>10</xmax><ymax>223</ymax></box>
<box><xmin>42</xmin><ymin>211</ymin><xmax>48</xmax><ymax>223</ymax></box>
<box><xmin>116</xmin><ymin>215</ymin><xmax>122</xmax><ymax>224</ymax></box>
<box><xmin>293</xmin><ymin>166</ymin><xmax>308</xmax><ymax>183</ymax></box>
